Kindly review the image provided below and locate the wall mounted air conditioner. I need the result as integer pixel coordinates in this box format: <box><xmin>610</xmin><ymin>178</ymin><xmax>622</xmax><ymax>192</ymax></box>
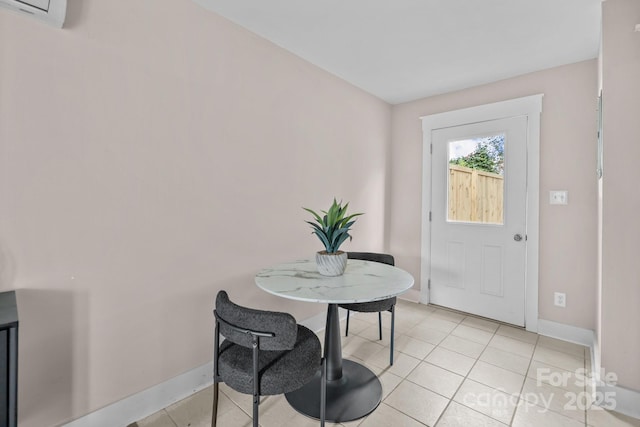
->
<box><xmin>0</xmin><ymin>0</ymin><xmax>67</xmax><ymax>28</ymax></box>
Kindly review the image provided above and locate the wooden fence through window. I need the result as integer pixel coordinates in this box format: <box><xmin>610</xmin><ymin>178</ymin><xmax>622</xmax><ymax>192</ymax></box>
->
<box><xmin>448</xmin><ymin>164</ymin><xmax>504</xmax><ymax>224</ymax></box>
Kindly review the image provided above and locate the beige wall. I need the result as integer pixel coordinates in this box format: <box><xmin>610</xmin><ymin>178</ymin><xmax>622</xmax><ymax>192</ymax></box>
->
<box><xmin>601</xmin><ymin>0</ymin><xmax>640</xmax><ymax>392</ymax></box>
<box><xmin>389</xmin><ymin>60</ymin><xmax>598</xmax><ymax>330</ymax></box>
<box><xmin>0</xmin><ymin>1</ymin><xmax>391</xmax><ymax>426</ymax></box>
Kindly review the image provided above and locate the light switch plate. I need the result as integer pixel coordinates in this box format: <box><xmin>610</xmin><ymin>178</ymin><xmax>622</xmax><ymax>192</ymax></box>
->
<box><xmin>550</xmin><ymin>190</ymin><xmax>568</xmax><ymax>205</ymax></box>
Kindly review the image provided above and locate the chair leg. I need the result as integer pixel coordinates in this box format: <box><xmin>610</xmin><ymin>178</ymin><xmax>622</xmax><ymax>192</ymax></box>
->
<box><xmin>345</xmin><ymin>309</ymin><xmax>350</xmax><ymax>336</ymax></box>
<box><xmin>320</xmin><ymin>358</ymin><xmax>327</xmax><ymax>427</ymax></box>
<box><xmin>253</xmin><ymin>394</ymin><xmax>259</xmax><ymax>427</ymax></box>
<box><xmin>212</xmin><ymin>321</ymin><xmax>220</xmax><ymax>427</ymax></box>
<box><xmin>390</xmin><ymin>305</ymin><xmax>395</xmax><ymax>366</ymax></box>
<box><xmin>378</xmin><ymin>311</ymin><xmax>383</xmax><ymax>340</ymax></box>
<box><xmin>252</xmin><ymin>340</ymin><xmax>260</xmax><ymax>427</ymax></box>
<box><xmin>211</xmin><ymin>381</ymin><xmax>219</xmax><ymax>427</ymax></box>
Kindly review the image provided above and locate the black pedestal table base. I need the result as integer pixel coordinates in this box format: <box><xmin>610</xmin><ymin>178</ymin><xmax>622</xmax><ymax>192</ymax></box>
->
<box><xmin>285</xmin><ymin>303</ymin><xmax>382</xmax><ymax>422</ymax></box>
<box><xmin>285</xmin><ymin>359</ymin><xmax>382</xmax><ymax>422</ymax></box>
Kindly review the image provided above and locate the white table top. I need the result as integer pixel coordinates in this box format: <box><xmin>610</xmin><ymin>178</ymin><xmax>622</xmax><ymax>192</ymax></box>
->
<box><xmin>255</xmin><ymin>259</ymin><xmax>415</xmax><ymax>304</ymax></box>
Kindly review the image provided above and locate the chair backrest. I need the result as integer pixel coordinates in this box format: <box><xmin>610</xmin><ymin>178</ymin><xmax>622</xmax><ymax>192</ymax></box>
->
<box><xmin>215</xmin><ymin>291</ymin><xmax>297</xmax><ymax>351</ymax></box>
<box><xmin>347</xmin><ymin>252</ymin><xmax>394</xmax><ymax>266</ymax></box>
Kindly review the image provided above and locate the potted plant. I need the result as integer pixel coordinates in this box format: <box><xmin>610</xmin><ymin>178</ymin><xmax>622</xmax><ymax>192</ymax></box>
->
<box><xmin>303</xmin><ymin>199</ymin><xmax>363</xmax><ymax>276</ymax></box>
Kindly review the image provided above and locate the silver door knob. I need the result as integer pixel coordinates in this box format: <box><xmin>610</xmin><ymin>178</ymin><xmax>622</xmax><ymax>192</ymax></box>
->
<box><xmin>514</xmin><ymin>234</ymin><xmax>523</xmax><ymax>242</ymax></box>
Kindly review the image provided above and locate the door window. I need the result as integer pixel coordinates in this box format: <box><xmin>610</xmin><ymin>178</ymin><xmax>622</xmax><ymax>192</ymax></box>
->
<box><xmin>447</xmin><ymin>134</ymin><xmax>505</xmax><ymax>225</ymax></box>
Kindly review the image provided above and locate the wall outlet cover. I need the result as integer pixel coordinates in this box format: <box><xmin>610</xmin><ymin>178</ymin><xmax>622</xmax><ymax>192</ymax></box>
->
<box><xmin>550</xmin><ymin>190</ymin><xmax>568</xmax><ymax>205</ymax></box>
<box><xmin>554</xmin><ymin>292</ymin><xmax>566</xmax><ymax>307</ymax></box>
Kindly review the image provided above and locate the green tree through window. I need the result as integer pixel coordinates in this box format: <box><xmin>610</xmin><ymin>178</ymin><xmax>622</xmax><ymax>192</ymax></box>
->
<box><xmin>450</xmin><ymin>135</ymin><xmax>504</xmax><ymax>175</ymax></box>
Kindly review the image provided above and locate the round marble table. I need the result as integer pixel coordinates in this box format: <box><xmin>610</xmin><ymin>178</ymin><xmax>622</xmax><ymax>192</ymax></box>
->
<box><xmin>255</xmin><ymin>258</ymin><xmax>414</xmax><ymax>422</ymax></box>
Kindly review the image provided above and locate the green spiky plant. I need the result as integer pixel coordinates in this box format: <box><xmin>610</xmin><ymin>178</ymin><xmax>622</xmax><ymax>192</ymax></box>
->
<box><xmin>303</xmin><ymin>199</ymin><xmax>363</xmax><ymax>254</ymax></box>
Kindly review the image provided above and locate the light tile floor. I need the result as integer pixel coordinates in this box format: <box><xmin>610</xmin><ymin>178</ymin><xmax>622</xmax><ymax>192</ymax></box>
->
<box><xmin>132</xmin><ymin>300</ymin><xmax>640</xmax><ymax>427</ymax></box>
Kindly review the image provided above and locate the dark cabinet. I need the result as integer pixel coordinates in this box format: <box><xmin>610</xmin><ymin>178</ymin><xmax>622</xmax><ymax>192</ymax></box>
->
<box><xmin>0</xmin><ymin>291</ymin><xmax>18</xmax><ymax>427</ymax></box>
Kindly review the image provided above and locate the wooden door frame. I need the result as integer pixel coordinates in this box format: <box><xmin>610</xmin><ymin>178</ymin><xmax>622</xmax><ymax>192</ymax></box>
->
<box><xmin>420</xmin><ymin>94</ymin><xmax>542</xmax><ymax>332</ymax></box>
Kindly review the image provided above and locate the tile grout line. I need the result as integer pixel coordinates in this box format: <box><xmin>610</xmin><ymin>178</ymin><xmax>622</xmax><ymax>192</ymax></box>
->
<box><xmin>430</xmin><ymin>313</ymin><xmax>502</xmax><ymax>427</ymax></box>
<box><xmin>507</xmin><ymin>331</ymin><xmax>540</xmax><ymax>426</ymax></box>
<box><xmin>362</xmin><ymin>307</ymin><xmax>468</xmax><ymax>426</ymax></box>
<box><xmin>511</xmin><ymin>334</ymin><xmax>590</xmax><ymax>427</ymax></box>
<box><xmin>389</xmin><ymin>309</ymin><xmax>467</xmax><ymax>426</ymax></box>
<box><xmin>163</xmin><ymin>409</ymin><xmax>179</xmax><ymax>427</ymax></box>
<box><xmin>406</xmin><ymin>309</ymin><xmax>558</xmax><ymax>427</ymax></box>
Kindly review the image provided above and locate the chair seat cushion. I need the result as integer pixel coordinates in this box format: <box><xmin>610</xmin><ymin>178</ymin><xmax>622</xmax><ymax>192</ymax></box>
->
<box><xmin>339</xmin><ymin>296</ymin><xmax>396</xmax><ymax>313</ymax></box>
<box><xmin>218</xmin><ymin>324</ymin><xmax>321</xmax><ymax>395</ymax></box>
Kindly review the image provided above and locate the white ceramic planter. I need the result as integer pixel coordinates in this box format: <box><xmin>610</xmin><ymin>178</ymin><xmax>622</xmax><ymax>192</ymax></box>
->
<box><xmin>315</xmin><ymin>251</ymin><xmax>348</xmax><ymax>276</ymax></box>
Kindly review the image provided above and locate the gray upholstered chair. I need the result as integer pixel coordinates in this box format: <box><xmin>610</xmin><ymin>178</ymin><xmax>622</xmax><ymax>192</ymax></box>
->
<box><xmin>212</xmin><ymin>291</ymin><xmax>326</xmax><ymax>427</ymax></box>
<box><xmin>338</xmin><ymin>252</ymin><xmax>396</xmax><ymax>365</ymax></box>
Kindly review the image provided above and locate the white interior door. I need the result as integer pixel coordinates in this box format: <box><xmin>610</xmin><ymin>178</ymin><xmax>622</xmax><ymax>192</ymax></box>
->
<box><xmin>430</xmin><ymin>116</ymin><xmax>527</xmax><ymax>326</ymax></box>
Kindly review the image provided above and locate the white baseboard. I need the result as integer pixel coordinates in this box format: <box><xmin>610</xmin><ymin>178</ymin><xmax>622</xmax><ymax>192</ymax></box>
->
<box><xmin>590</xmin><ymin>335</ymin><xmax>640</xmax><ymax>419</ymax></box>
<box><xmin>596</xmin><ymin>382</ymin><xmax>640</xmax><ymax>419</ymax></box>
<box><xmin>62</xmin><ymin>362</ymin><xmax>214</xmax><ymax>427</ymax></box>
<box><xmin>399</xmin><ymin>288</ymin><xmax>421</xmax><ymax>303</ymax></box>
<box><xmin>537</xmin><ymin>319</ymin><xmax>640</xmax><ymax>420</ymax></box>
<box><xmin>536</xmin><ymin>318</ymin><xmax>595</xmax><ymax>347</ymax></box>
<box><xmin>61</xmin><ymin>310</ymin><xmax>332</xmax><ymax>427</ymax></box>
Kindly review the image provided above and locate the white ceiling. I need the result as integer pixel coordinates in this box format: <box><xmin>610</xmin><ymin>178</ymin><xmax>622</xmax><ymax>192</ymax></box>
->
<box><xmin>192</xmin><ymin>0</ymin><xmax>602</xmax><ymax>104</ymax></box>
